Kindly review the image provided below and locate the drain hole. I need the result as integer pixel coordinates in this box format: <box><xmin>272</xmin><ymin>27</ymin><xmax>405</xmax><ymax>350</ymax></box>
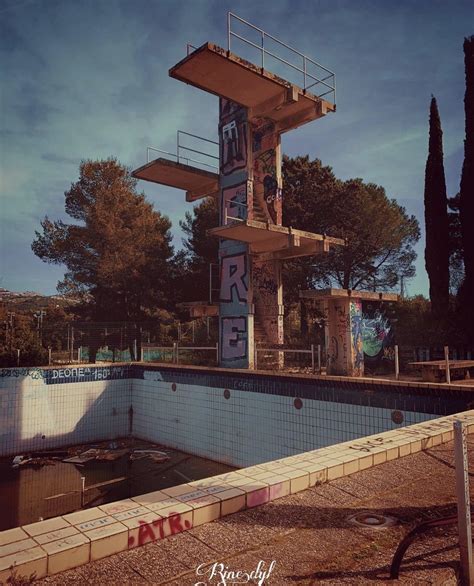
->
<box><xmin>347</xmin><ymin>512</ymin><xmax>397</xmax><ymax>529</ymax></box>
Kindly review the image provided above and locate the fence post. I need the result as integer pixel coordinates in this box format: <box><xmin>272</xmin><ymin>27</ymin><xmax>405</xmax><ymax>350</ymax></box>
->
<box><xmin>140</xmin><ymin>347</ymin><xmax>144</xmax><ymax>362</ymax></box>
<box><xmin>175</xmin><ymin>342</ymin><xmax>179</xmax><ymax>365</ymax></box>
<box><xmin>216</xmin><ymin>342</ymin><xmax>219</xmax><ymax>365</ymax></box>
<box><xmin>48</xmin><ymin>347</ymin><xmax>52</xmax><ymax>366</ymax></box>
<box><xmin>192</xmin><ymin>321</ymin><xmax>195</xmax><ymax>344</ymax></box>
<box><xmin>80</xmin><ymin>476</ymin><xmax>86</xmax><ymax>508</ymax></box>
<box><xmin>16</xmin><ymin>348</ymin><xmax>20</xmax><ymax>367</ymax></box>
<box><xmin>70</xmin><ymin>326</ymin><xmax>74</xmax><ymax>363</ymax></box>
<box><xmin>311</xmin><ymin>344</ymin><xmax>315</xmax><ymax>374</ymax></box>
<box><xmin>133</xmin><ymin>339</ymin><xmax>137</xmax><ymax>362</ymax></box>
<box><xmin>317</xmin><ymin>344</ymin><xmax>321</xmax><ymax>374</ymax></box>
<box><xmin>78</xmin><ymin>346</ymin><xmax>82</xmax><ymax>363</ymax></box>
<box><xmin>254</xmin><ymin>345</ymin><xmax>258</xmax><ymax>370</ymax></box>
<box><xmin>394</xmin><ymin>345</ymin><xmax>400</xmax><ymax>381</ymax></box>
<box><xmin>454</xmin><ymin>420</ymin><xmax>473</xmax><ymax>585</ymax></box>
<box><xmin>444</xmin><ymin>345</ymin><xmax>451</xmax><ymax>384</ymax></box>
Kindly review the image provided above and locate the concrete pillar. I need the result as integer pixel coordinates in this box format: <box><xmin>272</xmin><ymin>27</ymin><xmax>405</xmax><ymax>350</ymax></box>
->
<box><xmin>218</xmin><ymin>99</ymin><xmax>284</xmax><ymax>368</ymax></box>
<box><xmin>325</xmin><ymin>297</ymin><xmax>364</xmax><ymax>377</ymax></box>
<box><xmin>218</xmin><ymin>99</ymin><xmax>252</xmax><ymax>368</ymax></box>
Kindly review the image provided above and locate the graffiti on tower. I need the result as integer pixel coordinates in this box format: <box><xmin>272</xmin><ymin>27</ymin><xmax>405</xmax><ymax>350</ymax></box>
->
<box><xmin>350</xmin><ymin>300</ymin><xmax>364</xmax><ymax>375</ymax></box>
<box><xmin>220</xmin><ymin>253</ymin><xmax>248</xmax><ymax>303</ymax></box>
<box><xmin>252</xmin><ymin>117</ymin><xmax>282</xmax><ymax>224</ymax></box>
<box><xmin>221</xmin><ymin>317</ymin><xmax>247</xmax><ymax>361</ymax></box>
<box><xmin>220</xmin><ymin>99</ymin><xmax>248</xmax><ymax>176</ymax></box>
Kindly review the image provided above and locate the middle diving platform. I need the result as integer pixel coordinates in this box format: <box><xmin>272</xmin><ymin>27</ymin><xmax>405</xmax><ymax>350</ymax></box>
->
<box><xmin>209</xmin><ymin>220</ymin><xmax>345</xmax><ymax>259</ymax></box>
<box><xmin>132</xmin><ymin>131</ymin><xmax>219</xmax><ymax>202</ymax></box>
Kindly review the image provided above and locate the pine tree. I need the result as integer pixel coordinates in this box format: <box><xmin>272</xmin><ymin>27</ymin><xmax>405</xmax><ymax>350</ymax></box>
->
<box><xmin>424</xmin><ymin>96</ymin><xmax>450</xmax><ymax>315</ymax></box>
<box><xmin>459</xmin><ymin>37</ymin><xmax>474</xmax><ymax>321</ymax></box>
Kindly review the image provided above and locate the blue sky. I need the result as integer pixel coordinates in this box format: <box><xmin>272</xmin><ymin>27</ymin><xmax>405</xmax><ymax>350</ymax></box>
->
<box><xmin>0</xmin><ymin>0</ymin><xmax>472</xmax><ymax>296</ymax></box>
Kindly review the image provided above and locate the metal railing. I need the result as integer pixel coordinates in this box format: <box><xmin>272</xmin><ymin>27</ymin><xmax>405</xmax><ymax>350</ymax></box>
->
<box><xmin>227</xmin><ymin>12</ymin><xmax>336</xmax><ymax>104</ymax></box>
<box><xmin>143</xmin><ymin>343</ymin><xmax>219</xmax><ymax>365</ymax></box>
<box><xmin>255</xmin><ymin>344</ymin><xmax>322</xmax><ymax>373</ymax></box>
<box><xmin>147</xmin><ymin>130</ymin><xmax>219</xmax><ymax>171</ymax></box>
<box><xmin>224</xmin><ymin>200</ymin><xmax>248</xmax><ymax>225</ymax></box>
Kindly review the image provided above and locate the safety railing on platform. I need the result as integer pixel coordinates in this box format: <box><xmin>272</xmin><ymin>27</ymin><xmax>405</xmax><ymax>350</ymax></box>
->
<box><xmin>223</xmin><ymin>200</ymin><xmax>248</xmax><ymax>225</ymax></box>
<box><xmin>147</xmin><ymin>130</ymin><xmax>219</xmax><ymax>171</ymax></box>
<box><xmin>227</xmin><ymin>12</ymin><xmax>336</xmax><ymax>104</ymax></box>
<box><xmin>255</xmin><ymin>344</ymin><xmax>323</xmax><ymax>374</ymax></box>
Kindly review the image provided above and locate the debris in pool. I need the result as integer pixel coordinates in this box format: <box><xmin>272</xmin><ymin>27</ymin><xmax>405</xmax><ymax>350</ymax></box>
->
<box><xmin>130</xmin><ymin>449</ymin><xmax>170</xmax><ymax>463</ymax></box>
<box><xmin>12</xmin><ymin>455</ymin><xmax>57</xmax><ymax>468</ymax></box>
<box><xmin>62</xmin><ymin>454</ymin><xmax>96</xmax><ymax>465</ymax></box>
<box><xmin>12</xmin><ymin>455</ymin><xmax>25</xmax><ymax>467</ymax></box>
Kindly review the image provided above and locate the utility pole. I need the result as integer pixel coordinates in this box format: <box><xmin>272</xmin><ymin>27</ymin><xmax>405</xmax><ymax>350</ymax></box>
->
<box><xmin>7</xmin><ymin>312</ymin><xmax>15</xmax><ymax>352</ymax></box>
<box><xmin>34</xmin><ymin>310</ymin><xmax>46</xmax><ymax>346</ymax></box>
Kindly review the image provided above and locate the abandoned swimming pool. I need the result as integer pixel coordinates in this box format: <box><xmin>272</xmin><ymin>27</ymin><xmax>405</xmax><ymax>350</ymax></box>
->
<box><xmin>0</xmin><ymin>437</ymin><xmax>235</xmax><ymax>532</ymax></box>
<box><xmin>1</xmin><ymin>363</ymin><xmax>473</xmax><ymax>533</ymax></box>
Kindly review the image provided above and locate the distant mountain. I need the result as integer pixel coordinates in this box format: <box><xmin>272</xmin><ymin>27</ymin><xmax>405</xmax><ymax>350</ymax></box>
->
<box><xmin>0</xmin><ymin>288</ymin><xmax>77</xmax><ymax>311</ymax></box>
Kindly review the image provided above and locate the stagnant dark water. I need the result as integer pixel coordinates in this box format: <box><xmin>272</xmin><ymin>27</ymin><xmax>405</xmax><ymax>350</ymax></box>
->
<box><xmin>0</xmin><ymin>438</ymin><xmax>236</xmax><ymax>531</ymax></box>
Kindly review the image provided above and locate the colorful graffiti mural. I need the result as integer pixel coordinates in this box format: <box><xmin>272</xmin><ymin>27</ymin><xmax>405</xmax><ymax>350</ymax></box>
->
<box><xmin>251</xmin><ymin>117</ymin><xmax>281</xmax><ymax>224</ymax></box>
<box><xmin>361</xmin><ymin>303</ymin><xmax>395</xmax><ymax>371</ymax></box>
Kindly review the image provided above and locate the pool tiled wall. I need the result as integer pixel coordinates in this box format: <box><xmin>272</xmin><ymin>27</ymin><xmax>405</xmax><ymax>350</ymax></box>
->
<box><xmin>1</xmin><ymin>364</ymin><xmax>473</xmax><ymax>464</ymax></box>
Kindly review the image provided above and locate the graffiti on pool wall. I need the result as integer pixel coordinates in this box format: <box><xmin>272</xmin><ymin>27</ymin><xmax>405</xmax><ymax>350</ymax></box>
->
<box><xmin>220</xmin><ymin>253</ymin><xmax>248</xmax><ymax>303</ymax></box>
<box><xmin>221</xmin><ymin>317</ymin><xmax>247</xmax><ymax>361</ymax></box>
<box><xmin>220</xmin><ymin>99</ymin><xmax>247</xmax><ymax>176</ymax></box>
<box><xmin>221</xmin><ymin>182</ymin><xmax>247</xmax><ymax>224</ymax></box>
<box><xmin>128</xmin><ymin>514</ymin><xmax>192</xmax><ymax>548</ymax></box>
<box><xmin>350</xmin><ymin>300</ymin><xmax>364</xmax><ymax>374</ymax></box>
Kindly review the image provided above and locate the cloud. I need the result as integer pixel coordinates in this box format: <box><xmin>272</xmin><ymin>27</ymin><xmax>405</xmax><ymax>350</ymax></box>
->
<box><xmin>1</xmin><ymin>0</ymin><xmax>473</xmax><ymax>295</ymax></box>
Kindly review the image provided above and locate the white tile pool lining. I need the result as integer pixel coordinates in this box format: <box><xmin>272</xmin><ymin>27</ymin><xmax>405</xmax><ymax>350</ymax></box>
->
<box><xmin>1</xmin><ymin>409</ymin><xmax>473</xmax><ymax>582</ymax></box>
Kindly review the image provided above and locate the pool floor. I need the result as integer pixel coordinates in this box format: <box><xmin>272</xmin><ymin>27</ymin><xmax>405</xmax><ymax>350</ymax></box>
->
<box><xmin>0</xmin><ymin>437</ymin><xmax>236</xmax><ymax>531</ymax></box>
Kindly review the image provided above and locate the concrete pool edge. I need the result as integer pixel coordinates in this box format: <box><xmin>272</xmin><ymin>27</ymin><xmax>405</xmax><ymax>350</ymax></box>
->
<box><xmin>4</xmin><ymin>361</ymin><xmax>473</xmax><ymax>392</ymax></box>
<box><xmin>0</xmin><ymin>409</ymin><xmax>473</xmax><ymax>582</ymax></box>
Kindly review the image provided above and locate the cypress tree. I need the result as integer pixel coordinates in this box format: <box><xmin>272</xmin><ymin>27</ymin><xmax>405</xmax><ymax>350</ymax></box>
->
<box><xmin>459</xmin><ymin>37</ymin><xmax>474</xmax><ymax>315</ymax></box>
<box><xmin>424</xmin><ymin>96</ymin><xmax>450</xmax><ymax>315</ymax></box>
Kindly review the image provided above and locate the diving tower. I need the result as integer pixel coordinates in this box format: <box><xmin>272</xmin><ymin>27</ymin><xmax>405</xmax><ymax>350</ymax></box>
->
<box><xmin>133</xmin><ymin>12</ymin><xmax>342</xmax><ymax>371</ymax></box>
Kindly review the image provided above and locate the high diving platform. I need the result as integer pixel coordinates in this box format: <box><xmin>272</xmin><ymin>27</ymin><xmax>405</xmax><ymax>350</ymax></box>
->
<box><xmin>170</xmin><ymin>42</ymin><xmax>335</xmax><ymax>134</ymax></box>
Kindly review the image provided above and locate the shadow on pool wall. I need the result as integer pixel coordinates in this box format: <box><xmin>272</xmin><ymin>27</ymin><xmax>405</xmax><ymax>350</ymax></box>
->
<box><xmin>0</xmin><ymin>366</ymin><xmax>132</xmax><ymax>457</ymax></box>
